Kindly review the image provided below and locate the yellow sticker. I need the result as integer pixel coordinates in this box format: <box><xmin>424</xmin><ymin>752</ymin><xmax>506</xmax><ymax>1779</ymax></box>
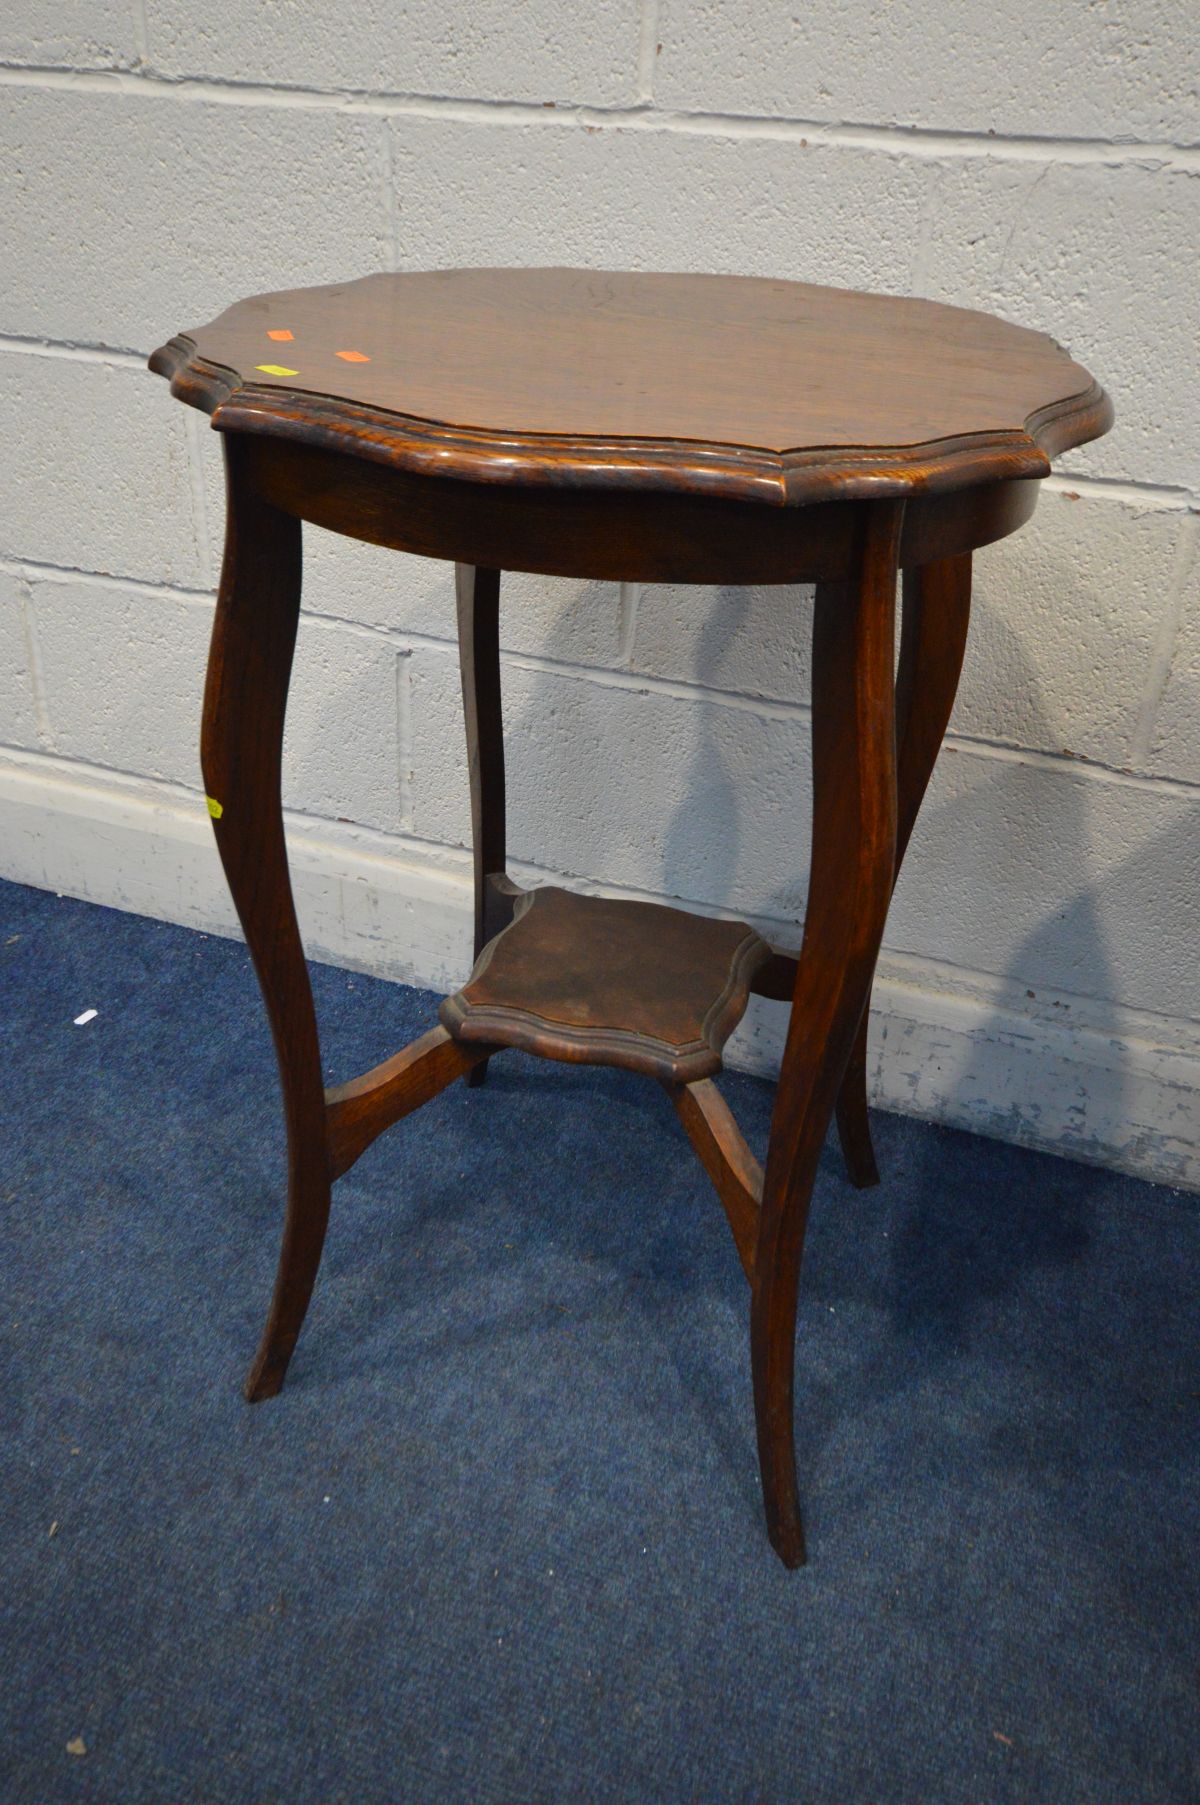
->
<box><xmin>206</xmin><ymin>796</ymin><xmax>224</xmax><ymax>819</ymax></box>
<box><xmin>255</xmin><ymin>363</ymin><xmax>298</xmax><ymax>377</ymax></box>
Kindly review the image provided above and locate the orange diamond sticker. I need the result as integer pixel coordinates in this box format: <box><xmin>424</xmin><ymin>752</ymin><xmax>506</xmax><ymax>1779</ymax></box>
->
<box><xmin>267</xmin><ymin>329</ymin><xmax>294</xmax><ymax>341</ymax></box>
<box><xmin>335</xmin><ymin>349</ymin><xmax>371</xmax><ymax>363</ymax></box>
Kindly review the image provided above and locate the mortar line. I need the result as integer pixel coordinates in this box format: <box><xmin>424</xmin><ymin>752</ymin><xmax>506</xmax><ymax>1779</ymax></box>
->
<box><xmin>304</xmin><ymin>616</ymin><xmax>815</xmax><ymax>718</ymax></box>
<box><xmin>6</xmin><ymin>545</ymin><xmax>1200</xmax><ymax>786</ymax></box>
<box><xmin>0</xmin><ymin>735</ymin><xmax>796</xmax><ymax>935</ymax></box>
<box><xmin>616</xmin><ymin>583</ymin><xmax>641</xmax><ymax>667</ymax></box>
<box><xmin>687</xmin><ymin>110</ymin><xmax>1200</xmax><ymax>168</ymax></box>
<box><xmin>0</xmin><ymin>337</ymin><xmax>1192</xmax><ymax>513</ymax></box>
<box><xmin>488</xmin><ymin>638</ymin><xmax>814</xmax><ymax>718</ymax></box>
<box><xmin>940</xmin><ymin>726</ymin><xmax>1200</xmax><ymax>798</ymax></box>
<box><xmin>395</xmin><ymin>647</ymin><xmax>414</xmax><ymax>829</ymax></box>
<box><xmin>636</xmin><ymin>0</ymin><xmax>662</xmax><ymax>104</ymax></box>
<box><xmin>2</xmin><ymin>63</ymin><xmax>1198</xmax><ymax>168</ymax></box>
<box><xmin>7</xmin><ymin>554</ymin><xmax>806</xmax><ymax>715</ymax></box>
<box><xmin>909</xmin><ymin>165</ymin><xmax>938</xmax><ymax>291</ymax></box>
<box><xmin>379</xmin><ymin>113</ymin><xmax>401</xmax><ymax>266</ymax></box>
<box><xmin>0</xmin><ymin>741</ymin><xmax>205</xmax><ymax>803</ymax></box>
<box><xmin>1043</xmin><ymin>473</ymin><xmax>1196</xmax><ymax>510</ymax></box>
<box><xmin>995</xmin><ymin>163</ymin><xmax>1053</xmax><ymax>291</ymax></box>
<box><xmin>0</xmin><ymin>333</ymin><xmax>148</xmax><ymax>365</ymax></box>
<box><xmin>1129</xmin><ymin>511</ymin><xmax>1200</xmax><ymax>767</ymax></box>
<box><xmin>5</xmin><ymin>740</ymin><xmax>1200</xmax><ymax>1042</ymax></box>
<box><xmin>294</xmin><ymin>618</ymin><xmax>1200</xmax><ymax>788</ymax></box>
<box><xmin>183</xmin><ymin>409</ymin><xmax>216</xmax><ymax>590</ymax></box>
<box><xmin>16</xmin><ymin>577</ymin><xmax>54</xmax><ymax>750</ymax></box>
<box><xmin>872</xmin><ymin>945</ymin><xmax>1200</xmax><ymax>1052</ymax></box>
<box><xmin>131</xmin><ymin>0</ymin><xmax>150</xmax><ymax>66</ymax></box>
<box><xmin>0</xmin><ymin>556</ymin><xmax>215</xmax><ymax>601</ymax></box>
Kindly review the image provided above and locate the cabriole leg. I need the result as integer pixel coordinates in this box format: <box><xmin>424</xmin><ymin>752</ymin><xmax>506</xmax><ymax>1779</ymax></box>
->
<box><xmin>752</xmin><ymin>501</ymin><xmax>903</xmax><ymax>1567</ymax></box>
<box><xmin>202</xmin><ymin>435</ymin><xmax>330</xmax><ymax>1403</ymax></box>
<box><xmin>834</xmin><ymin>552</ymin><xmax>973</xmax><ymax>1187</ymax></box>
<box><xmin>455</xmin><ymin>564</ymin><xmax>508</xmax><ymax>1088</ymax></box>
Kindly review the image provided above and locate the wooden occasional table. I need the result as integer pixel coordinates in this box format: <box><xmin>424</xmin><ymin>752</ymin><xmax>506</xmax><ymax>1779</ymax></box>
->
<box><xmin>150</xmin><ymin>269</ymin><xmax>1111</xmax><ymax>1567</ymax></box>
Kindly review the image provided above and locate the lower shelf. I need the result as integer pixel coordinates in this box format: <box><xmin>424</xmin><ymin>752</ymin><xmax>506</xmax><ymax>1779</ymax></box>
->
<box><xmin>439</xmin><ymin>884</ymin><xmax>772</xmax><ymax>1084</ymax></box>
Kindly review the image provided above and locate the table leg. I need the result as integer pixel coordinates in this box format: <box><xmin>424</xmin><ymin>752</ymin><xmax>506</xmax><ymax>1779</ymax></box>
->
<box><xmin>753</xmin><ymin>501</ymin><xmax>903</xmax><ymax>1567</ymax></box>
<box><xmin>455</xmin><ymin>564</ymin><xmax>509</xmax><ymax>1088</ymax></box>
<box><xmin>202</xmin><ymin>437</ymin><xmax>331</xmax><ymax>1403</ymax></box>
<box><xmin>834</xmin><ymin>553</ymin><xmax>973</xmax><ymax>1187</ymax></box>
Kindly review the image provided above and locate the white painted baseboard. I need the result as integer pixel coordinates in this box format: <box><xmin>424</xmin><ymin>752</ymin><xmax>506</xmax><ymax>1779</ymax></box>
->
<box><xmin>2</xmin><ymin>748</ymin><xmax>1196</xmax><ymax>1193</ymax></box>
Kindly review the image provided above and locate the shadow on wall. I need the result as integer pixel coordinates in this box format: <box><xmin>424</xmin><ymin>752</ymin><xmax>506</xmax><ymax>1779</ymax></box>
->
<box><xmin>887</xmin><ymin>573</ymin><xmax>1200</xmax><ymax>1182</ymax></box>
<box><xmin>501</xmin><ymin>575</ymin><xmax>815</xmax><ymax>926</ymax></box>
<box><xmin>661</xmin><ymin>583</ymin><xmax>752</xmax><ymax>916</ymax></box>
<box><xmin>483</xmin><ymin>542</ymin><xmax>1190</xmax><ymax>1189</ymax></box>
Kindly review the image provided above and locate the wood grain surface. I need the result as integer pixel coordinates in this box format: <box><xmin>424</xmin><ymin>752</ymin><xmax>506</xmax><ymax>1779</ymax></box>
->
<box><xmin>440</xmin><ymin>885</ymin><xmax>772</xmax><ymax>1084</ymax></box>
<box><xmin>151</xmin><ymin>267</ymin><xmax>1111</xmax><ymax>504</ymax></box>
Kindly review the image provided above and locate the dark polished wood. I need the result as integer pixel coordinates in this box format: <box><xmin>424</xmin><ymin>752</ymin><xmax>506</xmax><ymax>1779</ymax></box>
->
<box><xmin>326</xmin><ymin>1024</ymin><xmax>498</xmax><ymax>1180</ymax></box>
<box><xmin>455</xmin><ymin>563</ymin><xmax>512</xmax><ymax>1088</ymax></box>
<box><xmin>754</xmin><ymin>503</ymin><xmax>903</xmax><ymax>1567</ymax></box>
<box><xmin>151</xmin><ymin>267</ymin><xmax>1112</xmax><ymax>1569</ymax></box>
<box><xmin>240</xmin><ymin>433</ymin><xmax>1038</xmax><ymax>585</ymax></box>
<box><xmin>201</xmin><ymin>437</ymin><xmax>329</xmax><ymax>1404</ymax></box>
<box><xmin>441</xmin><ymin>886</ymin><xmax>772</xmax><ymax>1085</ymax></box>
<box><xmin>666</xmin><ymin>1078</ymin><xmax>764</xmax><ymax>1282</ymax></box>
<box><xmin>835</xmin><ymin>552</ymin><xmax>975</xmax><ymax>1188</ymax></box>
<box><xmin>150</xmin><ymin>268</ymin><xmax>1111</xmax><ymax>504</ymax></box>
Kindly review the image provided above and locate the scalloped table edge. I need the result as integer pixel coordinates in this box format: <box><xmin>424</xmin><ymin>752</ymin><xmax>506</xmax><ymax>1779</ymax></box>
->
<box><xmin>148</xmin><ymin>335</ymin><xmax>1114</xmax><ymax>507</ymax></box>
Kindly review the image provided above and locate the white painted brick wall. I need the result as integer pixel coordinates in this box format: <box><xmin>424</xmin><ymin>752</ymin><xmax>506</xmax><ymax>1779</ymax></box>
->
<box><xmin>29</xmin><ymin>578</ymin><xmax>213</xmax><ymax>785</ymax></box>
<box><xmin>958</xmin><ymin>491</ymin><xmax>1188</xmax><ymax>765</ymax></box>
<box><xmin>0</xmin><ymin>356</ymin><xmax>204</xmax><ymax>584</ymax></box>
<box><xmin>1</xmin><ymin>5</ymin><xmax>1198</xmax><ymax>1187</ymax></box>
<box><xmin>408</xmin><ymin>645</ymin><xmax>814</xmax><ymax>915</ymax></box>
<box><xmin>891</xmin><ymin>749</ymin><xmax>1200</xmax><ymax>1022</ymax></box>
<box><xmin>654</xmin><ymin>0</ymin><xmax>1200</xmax><ymax>141</ymax></box>
<box><xmin>0</xmin><ymin>573</ymin><xmax>42</xmax><ymax>750</ymax></box>
<box><xmin>1148</xmin><ymin>525</ymin><xmax>1200</xmax><ymax>783</ymax></box>
<box><xmin>144</xmin><ymin>2</ymin><xmax>644</xmax><ymax>104</ymax></box>
<box><xmin>919</xmin><ymin>158</ymin><xmax>1200</xmax><ymax>491</ymax></box>
<box><xmin>631</xmin><ymin>582</ymin><xmax>815</xmax><ymax>704</ymax></box>
<box><xmin>2</xmin><ymin>89</ymin><xmax>391</xmax><ymax>350</ymax></box>
<box><xmin>0</xmin><ymin>3</ymin><xmax>136</xmax><ymax>69</ymax></box>
<box><xmin>387</xmin><ymin>119</ymin><xmax>929</xmax><ymax>292</ymax></box>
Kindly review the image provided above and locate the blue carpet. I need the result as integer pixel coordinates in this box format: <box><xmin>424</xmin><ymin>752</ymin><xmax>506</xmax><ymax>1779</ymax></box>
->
<box><xmin>1</xmin><ymin>876</ymin><xmax>1196</xmax><ymax>1803</ymax></box>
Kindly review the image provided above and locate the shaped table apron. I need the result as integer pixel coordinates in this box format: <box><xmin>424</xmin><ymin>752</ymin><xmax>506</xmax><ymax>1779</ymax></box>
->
<box><xmin>235</xmin><ymin>430</ymin><xmax>1039</xmax><ymax>585</ymax></box>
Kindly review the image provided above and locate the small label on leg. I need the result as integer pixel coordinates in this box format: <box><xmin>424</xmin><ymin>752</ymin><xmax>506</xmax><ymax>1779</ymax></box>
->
<box><xmin>206</xmin><ymin>796</ymin><xmax>224</xmax><ymax>819</ymax></box>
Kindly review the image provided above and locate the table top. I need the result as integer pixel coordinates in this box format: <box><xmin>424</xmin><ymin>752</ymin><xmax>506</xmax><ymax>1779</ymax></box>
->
<box><xmin>151</xmin><ymin>268</ymin><xmax>1111</xmax><ymax>505</ymax></box>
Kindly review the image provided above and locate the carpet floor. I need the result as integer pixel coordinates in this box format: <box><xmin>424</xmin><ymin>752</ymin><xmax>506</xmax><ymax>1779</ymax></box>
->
<box><xmin>1</xmin><ymin>877</ymin><xmax>1196</xmax><ymax>1803</ymax></box>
